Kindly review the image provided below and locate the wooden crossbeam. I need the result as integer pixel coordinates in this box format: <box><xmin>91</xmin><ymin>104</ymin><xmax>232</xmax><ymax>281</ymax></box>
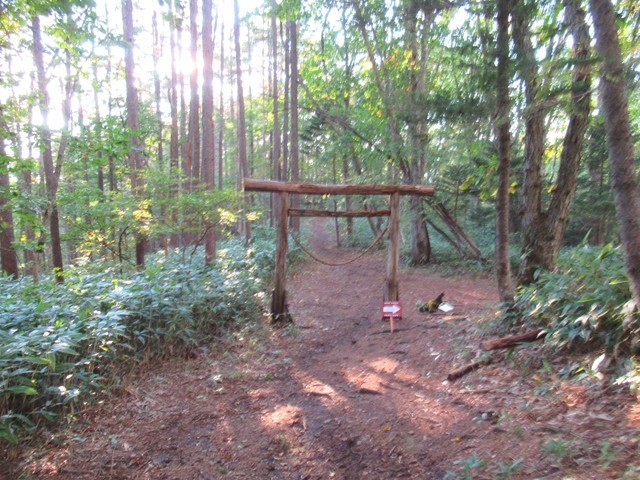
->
<box><xmin>288</xmin><ymin>208</ymin><xmax>390</xmax><ymax>218</ymax></box>
<box><xmin>244</xmin><ymin>178</ymin><xmax>434</xmax><ymax>196</ymax></box>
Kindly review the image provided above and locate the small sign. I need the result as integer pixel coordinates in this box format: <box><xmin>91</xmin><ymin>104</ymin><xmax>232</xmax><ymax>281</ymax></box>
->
<box><xmin>438</xmin><ymin>302</ymin><xmax>454</xmax><ymax>313</ymax></box>
<box><xmin>381</xmin><ymin>301</ymin><xmax>402</xmax><ymax>319</ymax></box>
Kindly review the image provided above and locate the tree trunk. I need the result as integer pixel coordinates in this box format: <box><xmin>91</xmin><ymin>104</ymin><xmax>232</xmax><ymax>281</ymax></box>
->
<box><xmin>589</xmin><ymin>0</ymin><xmax>640</xmax><ymax>306</ymax></box>
<box><xmin>168</xmin><ymin>1</ymin><xmax>180</xmax><ymax>170</ymax></box>
<box><xmin>512</xmin><ymin>1</ymin><xmax>546</xmax><ymax>285</ymax></box>
<box><xmin>187</xmin><ymin>0</ymin><xmax>201</xmax><ymax>189</ymax></box>
<box><xmin>32</xmin><ymin>15</ymin><xmax>64</xmax><ymax>282</ymax></box>
<box><xmin>271</xmin><ymin>0</ymin><xmax>281</xmax><ymax>183</ymax></box>
<box><xmin>282</xmin><ymin>21</ymin><xmax>290</xmax><ymax>183</ymax></box>
<box><xmin>494</xmin><ymin>0</ymin><xmax>515</xmax><ymax>302</ymax></box>
<box><xmin>122</xmin><ymin>0</ymin><xmax>146</xmax><ymax>267</ymax></box>
<box><xmin>202</xmin><ymin>0</ymin><xmax>216</xmax><ymax>264</ymax></box>
<box><xmin>289</xmin><ymin>20</ymin><xmax>300</xmax><ymax>233</ymax></box>
<box><xmin>546</xmin><ymin>0</ymin><xmax>592</xmax><ymax>257</ymax></box>
<box><xmin>514</xmin><ymin>0</ymin><xmax>592</xmax><ymax>284</ymax></box>
<box><xmin>0</xmin><ymin>111</ymin><xmax>18</xmax><ymax>279</ymax></box>
<box><xmin>218</xmin><ymin>20</ymin><xmax>225</xmax><ymax>191</ymax></box>
<box><xmin>234</xmin><ymin>0</ymin><xmax>251</xmax><ymax>243</ymax></box>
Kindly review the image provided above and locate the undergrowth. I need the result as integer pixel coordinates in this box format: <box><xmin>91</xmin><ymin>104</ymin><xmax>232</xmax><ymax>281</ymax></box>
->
<box><xmin>0</xmin><ymin>228</ymin><xmax>282</xmax><ymax>445</ymax></box>
<box><xmin>513</xmin><ymin>243</ymin><xmax>640</xmax><ymax>377</ymax></box>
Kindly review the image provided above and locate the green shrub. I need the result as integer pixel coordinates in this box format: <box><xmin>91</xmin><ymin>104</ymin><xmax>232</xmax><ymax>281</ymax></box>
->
<box><xmin>514</xmin><ymin>243</ymin><xmax>639</xmax><ymax>353</ymax></box>
<box><xmin>0</xmin><ymin>231</ymin><xmax>278</xmax><ymax>444</ymax></box>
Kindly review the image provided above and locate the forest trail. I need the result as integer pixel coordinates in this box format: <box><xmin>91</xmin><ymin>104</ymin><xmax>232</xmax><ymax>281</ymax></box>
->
<box><xmin>17</xmin><ymin>219</ymin><xmax>639</xmax><ymax>479</ymax></box>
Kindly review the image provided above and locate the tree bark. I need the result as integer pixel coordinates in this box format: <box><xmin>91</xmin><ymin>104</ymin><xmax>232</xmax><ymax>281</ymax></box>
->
<box><xmin>512</xmin><ymin>1</ymin><xmax>546</xmax><ymax>285</ymax></box>
<box><xmin>589</xmin><ymin>0</ymin><xmax>640</xmax><ymax>306</ymax></box>
<box><xmin>495</xmin><ymin>0</ymin><xmax>515</xmax><ymax>302</ymax></box>
<box><xmin>289</xmin><ymin>20</ymin><xmax>300</xmax><ymax>233</ymax></box>
<box><xmin>202</xmin><ymin>0</ymin><xmax>216</xmax><ymax>264</ymax></box>
<box><xmin>122</xmin><ymin>0</ymin><xmax>146</xmax><ymax>267</ymax></box>
<box><xmin>244</xmin><ymin>179</ymin><xmax>435</xmax><ymax>196</ymax></box>
<box><xmin>187</xmin><ymin>0</ymin><xmax>201</xmax><ymax>188</ymax></box>
<box><xmin>271</xmin><ymin>1</ymin><xmax>281</xmax><ymax>182</ymax></box>
<box><xmin>168</xmin><ymin>0</ymin><xmax>180</xmax><ymax>170</ymax></box>
<box><xmin>546</xmin><ymin>0</ymin><xmax>592</xmax><ymax>258</ymax></box>
<box><xmin>0</xmin><ymin>110</ymin><xmax>18</xmax><ymax>279</ymax></box>
<box><xmin>32</xmin><ymin>15</ymin><xmax>64</xmax><ymax>282</ymax></box>
<box><xmin>514</xmin><ymin>0</ymin><xmax>592</xmax><ymax>285</ymax></box>
<box><xmin>234</xmin><ymin>0</ymin><xmax>251</xmax><ymax>244</ymax></box>
<box><xmin>218</xmin><ymin>20</ymin><xmax>225</xmax><ymax>191</ymax></box>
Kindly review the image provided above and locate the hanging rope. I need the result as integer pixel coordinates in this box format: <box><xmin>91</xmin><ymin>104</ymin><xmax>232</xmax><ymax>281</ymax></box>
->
<box><xmin>291</xmin><ymin>224</ymin><xmax>389</xmax><ymax>267</ymax></box>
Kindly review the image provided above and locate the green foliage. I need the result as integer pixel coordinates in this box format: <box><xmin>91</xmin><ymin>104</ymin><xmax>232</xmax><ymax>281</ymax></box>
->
<box><xmin>0</xmin><ymin>232</ymin><xmax>277</xmax><ymax>444</ymax></box>
<box><xmin>513</xmin><ymin>243</ymin><xmax>639</xmax><ymax>353</ymax></box>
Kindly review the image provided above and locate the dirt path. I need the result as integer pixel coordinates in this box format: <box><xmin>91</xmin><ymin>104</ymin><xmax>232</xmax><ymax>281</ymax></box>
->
<box><xmin>17</xmin><ymin>219</ymin><xmax>640</xmax><ymax>479</ymax></box>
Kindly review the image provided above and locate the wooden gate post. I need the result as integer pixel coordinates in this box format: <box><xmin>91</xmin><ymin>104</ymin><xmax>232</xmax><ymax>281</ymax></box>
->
<box><xmin>271</xmin><ymin>191</ymin><xmax>290</xmax><ymax>323</ymax></box>
<box><xmin>385</xmin><ymin>192</ymin><xmax>400</xmax><ymax>301</ymax></box>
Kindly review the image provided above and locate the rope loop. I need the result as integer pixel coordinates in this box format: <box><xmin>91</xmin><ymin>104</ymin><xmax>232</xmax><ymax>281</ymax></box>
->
<box><xmin>291</xmin><ymin>225</ymin><xmax>389</xmax><ymax>267</ymax></box>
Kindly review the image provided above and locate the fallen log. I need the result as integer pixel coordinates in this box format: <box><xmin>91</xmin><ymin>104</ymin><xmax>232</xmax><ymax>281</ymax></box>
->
<box><xmin>481</xmin><ymin>329</ymin><xmax>545</xmax><ymax>351</ymax></box>
<box><xmin>446</xmin><ymin>357</ymin><xmax>492</xmax><ymax>381</ymax></box>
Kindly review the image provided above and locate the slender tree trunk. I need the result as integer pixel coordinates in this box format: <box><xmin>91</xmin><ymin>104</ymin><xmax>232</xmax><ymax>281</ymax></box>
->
<box><xmin>202</xmin><ymin>0</ymin><xmax>216</xmax><ymax>264</ymax></box>
<box><xmin>32</xmin><ymin>15</ymin><xmax>64</xmax><ymax>282</ymax></box>
<box><xmin>271</xmin><ymin>1</ymin><xmax>281</xmax><ymax>182</ymax></box>
<box><xmin>289</xmin><ymin>20</ymin><xmax>300</xmax><ymax>233</ymax></box>
<box><xmin>152</xmin><ymin>10</ymin><xmax>164</xmax><ymax>173</ymax></box>
<box><xmin>152</xmin><ymin>8</ymin><xmax>169</xmax><ymax>256</ymax></box>
<box><xmin>0</xmin><ymin>109</ymin><xmax>18</xmax><ymax>279</ymax></box>
<box><xmin>495</xmin><ymin>0</ymin><xmax>515</xmax><ymax>302</ymax></box>
<box><xmin>218</xmin><ymin>20</ymin><xmax>225</xmax><ymax>191</ymax></box>
<box><xmin>22</xmin><ymin>76</ymin><xmax>38</xmax><ymax>278</ymax></box>
<box><xmin>282</xmin><ymin>22</ymin><xmax>290</xmax><ymax>183</ymax></box>
<box><xmin>270</xmin><ymin>2</ymin><xmax>281</xmax><ymax>226</ymax></box>
<box><xmin>234</xmin><ymin>0</ymin><xmax>251</xmax><ymax>243</ymax></box>
<box><xmin>168</xmin><ymin>1</ymin><xmax>180</xmax><ymax>170</ymax></box>
<box><xmin>546</xmin><ymin>0</ymin><xmax>592</xmax><ymax>255</ymax></box>
<box><xmin>122</xmin><ymin>0</ymin><xmax>146</xmax><ymax>267</ymax></box>
<box><xmin>187</xmin><ymin>0</ymin><xmax>201</xmax><ymax>189</ymax></box>
<box><xmin>167</xmin><ymin>0</ymin><xmax>180</xmax><ymax>251</ymax></box>
<box><xmin>589</xmin><ymin>0</ymin><xmax>640</xmax><ymax>306</ymax></box>
<box><xmin>179</xmin><ymin>19</ymin><xmax>188</xmax><ymax>191</ymax></box>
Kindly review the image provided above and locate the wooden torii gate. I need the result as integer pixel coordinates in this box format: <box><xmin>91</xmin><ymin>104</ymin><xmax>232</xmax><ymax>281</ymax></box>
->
<box><xmin>243</xmin><ymin>179</ymin><xmax>435</xmax><ymax>323</ymax></box>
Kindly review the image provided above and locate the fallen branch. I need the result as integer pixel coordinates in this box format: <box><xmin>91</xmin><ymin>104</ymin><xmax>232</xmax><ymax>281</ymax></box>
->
<box><xmin>447</xmin><ymin>357</ymin><xmax>492</xmax><ymax>381</ymax></box>
<box><xmin>481</xmin><ymin>329</ymin><xmax>545</xmax><ymax>351</ymax></box>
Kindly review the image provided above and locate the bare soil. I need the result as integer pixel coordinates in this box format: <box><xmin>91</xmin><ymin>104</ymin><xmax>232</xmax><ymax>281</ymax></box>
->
<box><xmin>10</xmin><ymin>219</ymin><xmax>640</xmax><ymax>479</ymax></box>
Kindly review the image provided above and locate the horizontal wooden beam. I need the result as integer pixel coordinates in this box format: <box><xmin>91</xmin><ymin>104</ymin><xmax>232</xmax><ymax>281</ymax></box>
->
<box><xmin>243</xmin><ymin>178</ymin><xmax>435</xmax><ymax>196</ymax></box>
<box><xmin>288</xmin><ymin>208</ymin><xmax>390</xmax><ymax>218</ymax></box>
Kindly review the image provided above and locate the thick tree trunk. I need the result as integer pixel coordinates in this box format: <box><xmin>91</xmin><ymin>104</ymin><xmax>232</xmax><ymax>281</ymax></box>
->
<box><xmin>495</xmin><ymin>0</ymin><xmax>514</xmax><ymax>302</ymax></box>
<box><xmin>122</xmin><ymin>0</ymin><xmax>146</xmax><ymax>267</ymax></box>
<box><xmin>202</xmin><ymin>0</ymin><xmax>216</xmax><ymax>264</ymax></box>
<box><xmin>512</xmin><ymin>2</ymin><xmax>546</xmax><ymax>285</ymax></box>
<box><xmin>32</xmin><ymin>15</ymin><xmax>64</xmax><ymax>282</ymax></box>
<box><xmin>589</xmin><ymin>0</ymin><xmax>640</xmax><ymax>306</ymax></box>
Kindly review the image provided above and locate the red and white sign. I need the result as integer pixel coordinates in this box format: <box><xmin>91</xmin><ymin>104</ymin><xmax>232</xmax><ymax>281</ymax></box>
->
<box><xmin>381</xmin><ymin>301</ymin><xmax>402</xmax><ymax>319</ymax></box>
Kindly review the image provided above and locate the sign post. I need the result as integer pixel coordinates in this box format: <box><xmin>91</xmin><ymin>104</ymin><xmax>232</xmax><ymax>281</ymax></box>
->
<box><xmin>382</xmin><ymin>301</ymin><xmax>402</xmax><ymax>333</ymax></box>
